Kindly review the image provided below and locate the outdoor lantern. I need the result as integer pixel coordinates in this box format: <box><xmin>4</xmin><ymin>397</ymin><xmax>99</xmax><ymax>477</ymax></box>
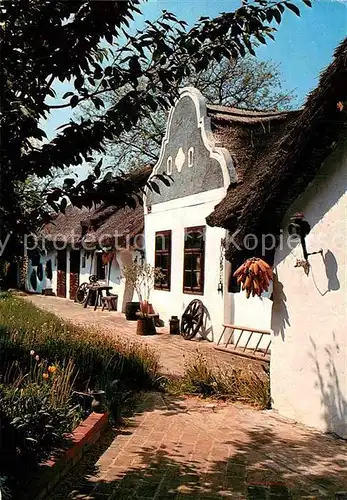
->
<box><xmin>288</xmin><ymin>213</ymin><xmax>311</xmax><ymax>261</ymax></box>
<box><xmin>288</xmin><ymin>213</ymin><xmax>322</xmax><ymax>264</ymax></box>
<box><xmin>288</xmin><ymin>212</ymin><xmax>311</xmax><ymax>239</ymax></box>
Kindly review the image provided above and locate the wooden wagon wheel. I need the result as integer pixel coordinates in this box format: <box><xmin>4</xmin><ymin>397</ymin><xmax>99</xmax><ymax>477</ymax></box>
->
<box><xmin>180</xmin><ymin>299</ymin><xmax>204</xmax><ymax>340</ymax></box>
<box><xmin>76</xmin><ymin>282</ymin><xmax>89</xmax><ymax>304</ymax></box>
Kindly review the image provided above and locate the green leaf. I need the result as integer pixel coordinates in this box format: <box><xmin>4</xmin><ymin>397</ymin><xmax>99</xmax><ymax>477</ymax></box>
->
<box><xmin>70</xmin><ymin>95</ymin><xmax>79</xmax><ymax>108</ymax></box>
<box><xmin>62</xmin><ymin>92</ymin><xmax>74</xmax><ymax>99</ymax></box>
<box><xmin>302</xmin><ymin>0</ymin><xmax>312</xmax><ymax>6</ymax></box>
<box><xmin>284</xmin><ymin>2</ymin><xmax>301</xmax><ymax>16</ymax></box>
<box><xmin>273</xmin><ymin>8</ymin><xmax>282</xmax><ymax>23</ymax></box>
<box><xmin>94</xmin><ymin>159</ymin><xmax>102</xmax><ymax>179</ymax></box>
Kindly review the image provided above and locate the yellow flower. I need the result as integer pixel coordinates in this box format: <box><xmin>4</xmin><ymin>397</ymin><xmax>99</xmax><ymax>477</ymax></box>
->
<box><xmin>43</xmin><ymin>373</ymin><xmax>49</xmax><ymax>379</ymax></box>
<box><xmin>48</xmin><ymin>365</ymin><xmax>56</xmax><ymax>374</ymax></box>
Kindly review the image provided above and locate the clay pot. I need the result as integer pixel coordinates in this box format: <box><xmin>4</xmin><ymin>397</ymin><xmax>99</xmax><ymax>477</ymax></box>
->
<box><xmin>91</xmin><ymin>390</ymin><xmax>105</xmax><ymax>413</ymax></box>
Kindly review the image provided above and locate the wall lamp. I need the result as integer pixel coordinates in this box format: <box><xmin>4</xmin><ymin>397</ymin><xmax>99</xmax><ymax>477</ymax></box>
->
<box><xmin>288</xmin><ymin>212</ymin><xmax>322</xmax><ymax>262</ymax></box>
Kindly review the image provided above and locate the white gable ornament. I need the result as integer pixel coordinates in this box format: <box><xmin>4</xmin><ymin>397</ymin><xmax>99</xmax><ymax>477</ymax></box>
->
<box><xmin>188</xmin><ymin>147</ymin><xmax>194</xmax><ymax>168</ymax></box>
<box><xmin>175</xmin><ymin>147</ymin><xmax>185</xmax><ymax>173</ymax></box>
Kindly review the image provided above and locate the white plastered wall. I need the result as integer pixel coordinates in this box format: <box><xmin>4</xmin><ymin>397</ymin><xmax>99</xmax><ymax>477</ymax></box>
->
<box><xmin>271</xmin><ymin>139</ymin><xmax>347</xmax><ymax>438</ymax></box>
<box><xmin>145</xmin><ymin>189</ymin><xmax>227</xmax><ymax>340</ymax></box>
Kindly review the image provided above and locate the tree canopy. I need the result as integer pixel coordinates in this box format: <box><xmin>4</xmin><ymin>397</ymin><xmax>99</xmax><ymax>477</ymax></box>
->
<box><xmin>0</xmin><ymin>0</ymin><xmax>310</xmax><ymax>243</ymax></box>
<box><xmin>79</xmin><ymin>56</ymin><xmax>295</xmax><ymax>172</ymax></box>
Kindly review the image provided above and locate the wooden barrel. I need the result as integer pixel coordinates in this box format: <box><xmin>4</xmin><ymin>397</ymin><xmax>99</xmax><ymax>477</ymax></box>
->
<box><xmin>125</xmin><ymin>301</ymin><xmax>141</xmax><ymax>320</ymax></box>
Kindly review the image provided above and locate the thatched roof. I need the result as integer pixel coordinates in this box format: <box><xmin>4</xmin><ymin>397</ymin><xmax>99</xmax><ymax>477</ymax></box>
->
<box><xmin>207</xmin><ymin>105</ymin><xmax>300</xmax><ymax>186</ymax></box>
<box><xmin>40</xmin><ymin>167</ymin><xmax>150</xmax><ymax>247</ymax></box>
<box><xmin>41</xmin><ymin>205</ymin><xmax>90</xmax><ymax>245</ymax></box>
<box><xmin>207</xmin><ymin>38</ymin><xmax>347</xmax><ymax>260</ymax></box>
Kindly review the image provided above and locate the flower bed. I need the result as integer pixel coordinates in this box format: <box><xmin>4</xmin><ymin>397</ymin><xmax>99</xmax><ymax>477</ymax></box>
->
<box><xmin>0</xmin><ymin>293</ymin><xmax>160</xmax><ymax>498</ymax></box>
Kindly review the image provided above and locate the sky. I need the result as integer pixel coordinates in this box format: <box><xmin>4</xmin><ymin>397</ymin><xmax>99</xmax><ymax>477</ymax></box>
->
<box><xmin>43</xmin><ymin>0</ymin><xmax>347</xmax><ymax>177</ymax></box>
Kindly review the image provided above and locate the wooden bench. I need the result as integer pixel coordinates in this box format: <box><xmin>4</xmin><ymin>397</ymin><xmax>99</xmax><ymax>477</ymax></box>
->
<box><xmin>101</xmin><ymin>294</ymin><xmax>118</xmax><ymax>311</ymax></box>
<box><xmin>215</xmin><ymin>323</ymin><xmax>272</xmax><ymax>361</ymax></box>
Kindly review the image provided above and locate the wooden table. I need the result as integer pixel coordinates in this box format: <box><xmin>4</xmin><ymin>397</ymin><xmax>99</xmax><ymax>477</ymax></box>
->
<box><xmin>84</xmin><ymin>285</ymin><xmax>113</xmax><ymax>311</ymax></box>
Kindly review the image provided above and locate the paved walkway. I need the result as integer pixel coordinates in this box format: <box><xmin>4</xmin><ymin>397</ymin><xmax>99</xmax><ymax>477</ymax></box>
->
<box><xmin>24</xmin><ymin>295</ymin><xmax>267</xmax><ymax>376</ymax></box>
<box><xmin>50</xmin><ymin>393</ymin><xmax>347</xmax><ymax>499</ymax></box>
<box><xmin>23</xmin><ymin>296</ymin><xmax>347</xmax><ymax>499</ymax></box>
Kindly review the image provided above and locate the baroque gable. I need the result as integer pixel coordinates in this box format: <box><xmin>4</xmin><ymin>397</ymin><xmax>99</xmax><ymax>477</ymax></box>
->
<box><xmin>146</xmin><ymin>87</ymin><xmax>235</xmax><ymax>206</ymax></box>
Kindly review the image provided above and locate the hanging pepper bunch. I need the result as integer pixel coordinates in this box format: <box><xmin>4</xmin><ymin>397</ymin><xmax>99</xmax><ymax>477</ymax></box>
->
<box><xmin>233</xmin><ymin>257</ymin><xmax>273</xmax><ymax>298</ymax></box>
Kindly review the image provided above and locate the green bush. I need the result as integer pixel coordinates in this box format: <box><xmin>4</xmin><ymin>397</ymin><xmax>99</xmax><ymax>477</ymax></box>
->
<box><xmin>0</xmin><ymin>355</ymin><xmax>81</xmax><ymax>484</ymax></box>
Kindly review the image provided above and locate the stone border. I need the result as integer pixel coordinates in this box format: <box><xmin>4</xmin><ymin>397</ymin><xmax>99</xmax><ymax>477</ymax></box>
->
<box><xmin>34</xmin><ymin>412</ymin><xmax>109</xmax><ymax>500</ymax></box>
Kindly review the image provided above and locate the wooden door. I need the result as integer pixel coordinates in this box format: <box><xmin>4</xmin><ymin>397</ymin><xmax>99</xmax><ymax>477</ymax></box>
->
<box><xmin>69</xmin><ymin>250</ymin><xmax>80</xmax><ymax>301</ymax></box>
<box><xmin>57</xmin><ymin>250</ymin><xmax>67</xmax><ymax>298</ymax></box>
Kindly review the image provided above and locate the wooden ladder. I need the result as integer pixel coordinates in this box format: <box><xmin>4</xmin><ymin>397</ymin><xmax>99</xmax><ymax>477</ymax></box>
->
<box><xmin>215</xmin><ymin>323</ymin><xmax>271</xmax><ymax>362</ymax></box>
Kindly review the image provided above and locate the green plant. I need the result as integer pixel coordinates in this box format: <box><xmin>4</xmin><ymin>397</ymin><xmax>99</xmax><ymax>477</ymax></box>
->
<box><xmin>123</xmin><ymin>263</ymin><xmax>164</xmax><ymax>317</ymax></box>
<box><xmin>180</xmin><ymin>352</ymin><xmax>270</xmax><ymax>409</ymax></box>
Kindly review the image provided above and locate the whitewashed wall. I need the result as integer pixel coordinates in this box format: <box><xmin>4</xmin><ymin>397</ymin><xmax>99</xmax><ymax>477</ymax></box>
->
<box><xmin>271</xmin><ymin>138</ymin><xmax>347</xmax><ymax>438</ymax></box>
<box><xmin>145</xmin><ymin>188</ymin><xmax>227</xmax><ymax>340</ymax></box>
<box><xmin>26</xmin><ymin>250</ymin><xmax>57</xmax><ymax>294</ymax></box>
<box><xmin>78</xmin><ymin>249</ymin><xmax>137</xmax><ymax>311</ymax></box>
<box><xmin>223</xmin><ymin>268</ymin><xmax>273</xmax><ymax>348</ymax></box>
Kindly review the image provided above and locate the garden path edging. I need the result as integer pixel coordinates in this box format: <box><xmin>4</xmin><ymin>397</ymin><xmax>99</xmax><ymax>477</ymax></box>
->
<box><xmin>34</xmin><ymin>411</ymin><xmax>109</xmax><ymax>500</ymax></box>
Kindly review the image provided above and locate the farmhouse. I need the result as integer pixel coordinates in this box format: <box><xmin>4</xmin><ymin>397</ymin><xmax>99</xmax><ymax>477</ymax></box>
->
<box><xmin>144</xmin><ymin>87</ymin><xmax>299</xmax><ymax>342</ymax></box>
<box><xmin>26</xmin><ymin>195</ymin><xmax>146</xmax><ymax>312</ymax></box>
<box><xmin>25</xmin><ymin>37</ymin><xmax>347</xmax><ymax>438</ymax></box>
<box><xmin>207</xmin><ymin>38</ymin><xmax>347</xmax><ymax>437</ymax></box>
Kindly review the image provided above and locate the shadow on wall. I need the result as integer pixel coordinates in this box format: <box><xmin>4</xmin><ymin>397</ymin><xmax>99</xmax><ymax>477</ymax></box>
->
<box><xmin>311</xmin><ymin>250</ymin><xmax>340</xmax><ymax>296</ymax></box>
<box><xmin>310</xmin><ymin>336</ymin><xmax>347</xmax><ymax>439</ymax></box>
<box><xmin>270</xmin><ymin>273</ymin><xmax>290</xmax><ymax>340</ymax></box>
<box><xmin>324</xmin><ymin>250</ymin><xmax>340</xmax><ymax>292</ymax></box>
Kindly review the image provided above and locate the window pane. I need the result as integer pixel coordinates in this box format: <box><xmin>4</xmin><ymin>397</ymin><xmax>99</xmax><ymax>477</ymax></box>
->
<box><xmin>155</xmin><ymin>234</ymin><xmax>165</xmax><ymax>251</ymax></box>
<box><xmin>192</xmin><ymin>270</ymin><xmax>201</xmax><ymax>288</ymax></box>
<box><xmin>164</xmin><ymin>234</ymin><xmax>170</xmax><ymax>250</ymax></box>
<box><xmin>191</xmin><ymin>254</ymin><xmax>201</xmax><ymax>271</ymax></box>
<box><xmin>184</xmin><ymin>270</ymin><xmax>192</xmax><ymax>288</ymax></box>
<box><xmin>184</xmin><ymin>253</ymin><xmax>193</xmax><ymax>270</ymax></box>
<box><xmin>155</xmin><ymin>232</ymin><xmax>171</xmax><ymax>251</ymax></box>
<box><xmin>185</xmin><ymin>230</ymin><xmax>204</xmax><ymax>249</ymax></box>
<box><xmin>161</xmin><ymin>254</ymin><xmax>169</xmax><ymax>270</ymax></box>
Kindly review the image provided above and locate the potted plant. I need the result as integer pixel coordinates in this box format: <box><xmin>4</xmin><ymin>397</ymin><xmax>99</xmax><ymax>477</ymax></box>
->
<box><xmin>123</xmin><ymin>263</ymin><xmax>163</xmax><ymax>335</ymax></box>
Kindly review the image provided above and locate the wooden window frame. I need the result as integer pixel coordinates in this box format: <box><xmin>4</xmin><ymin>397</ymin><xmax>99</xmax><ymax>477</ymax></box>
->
<box><xmin>183</xmin><ymin>226</ymin><xmax>205</xmax><ymax>295</ymax></box>
<box><xmin>154</xmin><ymin>230</ymin><xmax>172</xmax><ymax>291</ymax></box>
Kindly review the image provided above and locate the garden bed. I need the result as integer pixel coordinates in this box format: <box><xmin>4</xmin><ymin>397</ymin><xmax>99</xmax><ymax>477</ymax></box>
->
<box><xmin>34</xmin><ymin>411</ymin><xmax>109</xmax><ymax>500</ymax></box>
<box><xmin>0</xmin><ymin>293</ymin><xmax>160</xmax><ymax>498</ymax></box>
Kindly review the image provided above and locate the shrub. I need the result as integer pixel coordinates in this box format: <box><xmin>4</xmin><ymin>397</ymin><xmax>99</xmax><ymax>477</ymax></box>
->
<box><xmin>180</xmin><ymin>352</ymin><xmax>270</xmax><ymax>409</ymax></box>
<box><xmin>0</xmin><ymin>358</ymin><xmax>81</xmax><ymax>487</ymax></box>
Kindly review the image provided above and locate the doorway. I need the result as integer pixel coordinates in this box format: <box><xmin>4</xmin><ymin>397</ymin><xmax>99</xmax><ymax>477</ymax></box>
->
<box><xmin>57</xmin><ymin>250</ymin><xmax>67</xmax><ymax>298</ymax></box>
<box><xmin>69</xmin><ymin>250</ymin><xmax>80</xmax><ymax>301</ymax></box>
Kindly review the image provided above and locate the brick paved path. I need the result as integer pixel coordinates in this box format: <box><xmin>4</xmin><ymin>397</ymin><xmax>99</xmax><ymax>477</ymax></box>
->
<box><xmin>50</xmin><ymin>393</ymin><xmax>347</xmax><ymax>499</ymax></box>
<box><xmin>24</xmin><ymin>296</ymin><xmax>347</xmax><ymax>499</ymax></box>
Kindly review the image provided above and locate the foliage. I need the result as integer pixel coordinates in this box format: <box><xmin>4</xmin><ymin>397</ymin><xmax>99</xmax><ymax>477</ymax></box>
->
<box><xmin>123</xmin><ymin>262</ymin><xmax>164</xmax><ymax>315</ymax></box>
<box><xmin>0</xmin><ymin>295</ymin><xmax>160</xmax><ymax>392</ymax></box>
<box><xmin>0</xmin><ymin>0</ymin><xmax>310</xmax><ymax>242</ymax></box>
<box><xmin>0</xmin><ymin>355</ymin><xmax>80</xmax><ymax>493</ymax></box>
<box><xmin>173</xmin><ymin>352</ymin><xmax>270</xmax><ymax>409</ymax></box>
<box><xmin>80</xmin><ymin>56</ymin><xmax>295</xmax><ymax>172</ymax></box>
